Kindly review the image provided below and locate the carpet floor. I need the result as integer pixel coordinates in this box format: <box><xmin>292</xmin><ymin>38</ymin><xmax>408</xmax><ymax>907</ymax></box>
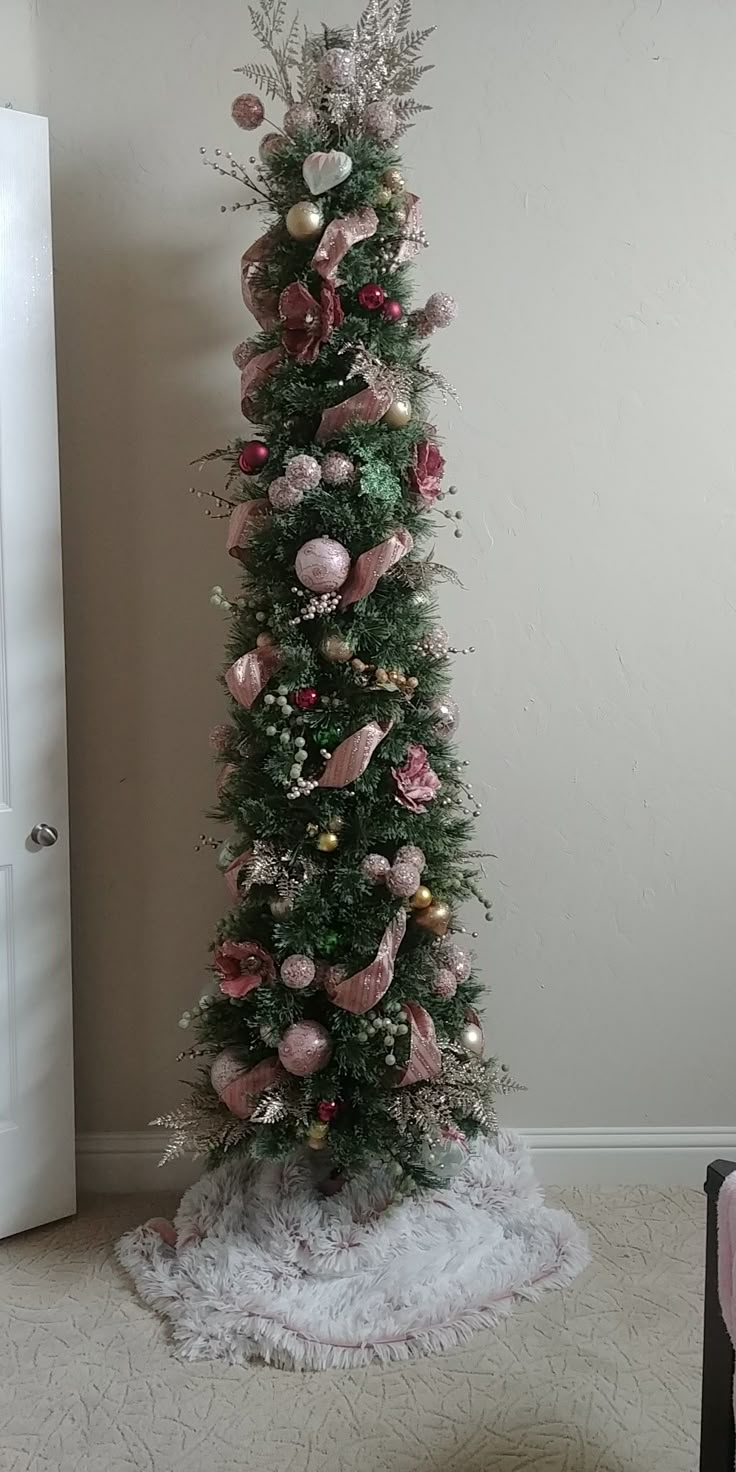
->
<box><xmin>0</xmin><ymin>1184</ymin><xmax>704</xmax><ymax>1471</ymax></box>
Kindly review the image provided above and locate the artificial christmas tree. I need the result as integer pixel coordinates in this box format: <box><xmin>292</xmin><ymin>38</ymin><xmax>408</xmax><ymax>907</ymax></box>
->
<box><xmin>162</xmin><ymin>0</ymin><xmax>511</xmax><ymax>1190</ymax></box>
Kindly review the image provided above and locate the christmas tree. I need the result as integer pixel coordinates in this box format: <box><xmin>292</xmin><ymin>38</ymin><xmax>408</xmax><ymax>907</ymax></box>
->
<box><xmin>163</xmin><ymin>0</ymin><xmax>514</xmax><ymax>1192</ymax></box>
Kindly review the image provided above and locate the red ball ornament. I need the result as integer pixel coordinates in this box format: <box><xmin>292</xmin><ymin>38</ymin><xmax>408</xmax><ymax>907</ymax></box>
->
<box><xmin>238</xmin><ymin>440</ymin><xmax>269</xmax><ymax>474</ymax></box>
<box><xmin>292</xmin><ymin>687</ymin><xmax>318</xmax><ymax>710</ymax></box>
<box><xmin>357</xmin><ymin>283</ymin><xmax>386</xmax><ymax>311</ymax></box>
<box><xmin>382</xmin><ymin>299</ymin><xmax>403</xmax><ymax>323</ymax></box>
<box><xmin>317</xmin><ymin>1100</ymin><xmax>338</xmax><ymax>1122</ymax></box>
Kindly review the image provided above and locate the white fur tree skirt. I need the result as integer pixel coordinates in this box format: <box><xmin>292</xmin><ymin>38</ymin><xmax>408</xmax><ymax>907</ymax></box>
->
<box><xmin>117</xmin><ymin>1131</ymin><xmax>589</xmax><ymax>1370</ymax></box>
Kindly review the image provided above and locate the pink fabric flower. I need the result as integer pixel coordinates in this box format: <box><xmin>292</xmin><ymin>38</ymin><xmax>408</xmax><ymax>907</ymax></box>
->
<box><xmin>409</xmin><ymin>441</ymin><xmax>445</xmax><ymax>504</ymax></box>
<box><xmin>214</xmin><ymin>940</ymin><xmax>276</xmax><ymax>999</ymax></box>
<box><xmin>279</xmin><ymin>280</ymin><xmax>344</xmax><ymax>364</ymax></box>
<box><xmin>392</xmin><ymin>743</ymin><xmax>441</xmax><ymax>813</ymax></box>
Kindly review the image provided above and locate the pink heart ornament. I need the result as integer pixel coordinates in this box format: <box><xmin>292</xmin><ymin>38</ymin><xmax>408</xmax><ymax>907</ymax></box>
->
<box><xmin>302</xmin><ymin>150</ymin><xmax>353</xmax><ymax>196</ymax></box>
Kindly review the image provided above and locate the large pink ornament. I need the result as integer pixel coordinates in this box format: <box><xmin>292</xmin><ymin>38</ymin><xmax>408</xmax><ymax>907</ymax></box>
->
<box><xmin>340</xmin><ymin>528</ymin><xmax>413</xmax><ymax>608</ymax></box>
<box><xmin>285</xmin><ymin>454</ymin><xmax>321</xmax><ymax>492</ymax></box>
<box><xmin>386</xmin><ymin>861</ymin><xmax>421</xmax><ymax>898</ymax></box>
<box><xmin>268</xmin><ymin>476</ymin><xmax>303</xmax><ymax>510</ymax></box>
<box><xmin>278</xmin><ymin>1021</ymin><xmax>333</xmax><ymax>1076</ymax></box>
<box><xmin>226</xmin><ymin>498</ymin><xmax>269</xmax><ymax>560</ymax></box>
<box><xmin>312</xmin><ymin>206</ymin><xmax>379</xmax><ymax>282</ymax></box>
<box><xmin>231</xmin><ymin>93</ymin><xmax>265</xmax><ymax>130</ymax></box>
<box><xmin>424</xmin><ymin>292</ymin><xmax>458</xmax><ymax>329</ymax></box>
<box><xmin>321</xmin><ymin>452</ymin><xmax>354</xmax><ymax>485</ymax></box>
<box><xmin>432</xmin><ymin>969</ymin><xmax>458</xmax><ymax>999</ymax></box>
<box><xmin>439</xmin><ymin>942</ymin><xmax>472</xmax><ymax>983</ymax></box>
<box><xmin>280</xmin><ymin>954</ymin><xmax>315</xmax><ymax>990</ymax></box>
<box><xmin>225</xmin><ymin>641</ymin><xmax>282</xmax><ymax>710</ymax></box>
<box><xmin>325</xmin><ymin>911</ymin><xmax>407</xmax><ymax>1014</ymax></box>
<box><xmin>395</xmin><ymin>845</ymin><xmax>426</xmax><ymax>872</ymax></box>
<box><xmin>318</xmin><ymin>719</ymin><xmax>392</xmax><ymax>789</ymax></box>
<box><xmin>295</xmin><ymin>537</ymin><xmax>351</xmax><ymax>593</ymax></box>
<box><xmin>211</xmin><ymin>1049</ymin><xmax>284</xmax><ymax>1118</ymax></box>
<box><xmin>395</xmin><ymin>1003</ymin><xmax>442</xmax><ymax>1087</ymax></box>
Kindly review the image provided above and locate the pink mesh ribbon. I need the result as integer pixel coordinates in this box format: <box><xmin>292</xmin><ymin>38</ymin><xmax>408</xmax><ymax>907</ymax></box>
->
<box><xmin>240</xmin><ymin>233</ymin><xmax>280</xmax><ymax>331</ymax></box>
<box><xmin>224</xmin><ymin>642</ymin><xmax>282</xmax><ymax>710</ymax></box>
<box><xmin>224</xmin><ymin>850</ymin><xmax>252</xmax><ymax>901</ymax></box>
<box><xmin>220</xmin><ymin>1056</ymin><xmax>284</xmax><ymax>1119</ymax></box>
<box><xmin>395</xmin><ymin>1002</ymin><xmax>442</xmax><ymax>1086</ymax></box>
<box><xmin>316</xmin><ymin>380</ymin><xmax>394</xmax><ymax>443</ymax></box>
<box><xmin>311</xmin><ymin>205</ymin><xmax>379</xmax><ymax>282</ymax></box>
<box><xmin>240</xmin><ymin>346</ymin><xmax>282</xmax><ymax>419</ymax></box>
<box><xmin>395</xmin><ymin>193</ymin><xmax>423</xmax><ymax>266</ymax></box>
<box><xmin>340</xmin><ymin>528</ymin><xmax>413</xmax><ymax>608</ymax></box>
<box><xmin>325</xmin><ymin>911</ymin><xmax>407</xmax><ymax>1014</ymax></box>
<box><xmin>226</xmin><ymin>498</ymin><xmax>269</xmax><ymax>560</ymax></box>
<box><xmin>318</xmin><ymin>719</ymin><xmax>392</xmax><ymax>789</ymax></box>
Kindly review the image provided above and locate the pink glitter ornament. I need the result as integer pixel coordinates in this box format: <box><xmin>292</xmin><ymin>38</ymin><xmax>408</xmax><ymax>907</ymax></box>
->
<box><xmin>278</xmin><ymin>1020</ymin><xmax>333</xmax><ymax>1076</ymax></box>
<box><xmin>386</xmin><ymin>861</ymin><xmax>422</xmax><ymax>898</ymax></box>
<box><xmin>284</xmin><ymin>101</ymin><xmax>318</xmax><ymax>137</ymax></box>
<box><xmin>285</xmin><ymin>453</ymin><xmax>321</xmax><ymax>492</ymax></box>
<box><xmin>321</xmin><ymin>452</ymin><xmax>354</xmax><ymax>485</ymax></box>
<box><xmin>425</xmin><ymin>292</ymin><xmax>458</xmax><ymax>329</ymax></box>
<box><xmin>317</xmin><ymin>47</ymin><xmax>356</xmax><ymax>87</ymax></box>
<box><xmin>395</xmin><ymin>845</ymin><xmax>426</xmax><ymax>872</ymax></box>
<box><xmin>431</xmin><ymin>968</ymin><xmax>458</xmax><ymax>999</ymax></box>
<box><xmin>362</xmin><ymin>100</ymin><xmax>397</xmax><ymax>140</ymax></box>
<box><xmin>280</xmin><ymin>954</ymin><xmax>316</xmax><ymax>990</ymax></box>
<box><xmin>361</xmin><ymin>853</ymin><xmax>391</xmax><ymax>884</ymax></box>
<box><xmin>295</xmin><ymin>537</ymin><xmax>351</xmax><ymax>593</ymax></box>
<box><xmin>430</xmin><ymin>695</ymin><xmax>460</xmax><ymax>739</ymax></box>
<box><xmin>439</xmin><ymin>942</ymin><xmax>472</xmax><ymax>982</ymax></box>
<box><xmin>268</xmin><ymin>476</ymin><xmax>303</xmax><ymax>510</ymax></box>
<box><xmin>231</xmin><ymin>93</ymin><xmax>265</xmax><ymax>130</ymax></box>
<box><xmin>208</xmin><ymin>723</ymin><xmax>231</xmax><ymax>753</ymax></box>
<box><xmin>259</xmin><ymin>131</ymin><xmax>288</xmax><ymax>164</ymax></box>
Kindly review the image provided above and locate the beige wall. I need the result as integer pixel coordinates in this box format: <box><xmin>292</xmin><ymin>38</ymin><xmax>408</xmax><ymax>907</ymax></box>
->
<box><xmin>10</xmin><ymin>0</ymin><xmax>736</xmax><ymax>1134</ymax></box>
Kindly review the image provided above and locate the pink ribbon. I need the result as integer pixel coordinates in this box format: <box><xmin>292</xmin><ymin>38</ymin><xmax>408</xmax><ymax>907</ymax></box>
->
<box><xmin>241</xmin><ymin>232</ymin><xmax>280</xmax><ymax>330</ymax></box>
<box><xmin>316</xmin><ymin>380</ymin><xmax>394</xmax><ymax>443</ymax></box>
<box><xmin>395</xmin><ymin>1002</ymin><xmax>442</xmax><ymax>1086</ymax></box>
<box><xmin>223</xmin><ymin>851</ymin><xmax>252</xmax><ymax>901</ymax></box>
<box><xmin>318</xmin><ymin>719</ymin><xmax>392</xmax><ymax>789</ymax></box>
<box><xmin>312</xmin><ymin>205</ymin><xmax>378</xmax><ymax>282</ymax></box>
<box><xmin>240</xmin><ymin>346</ymin><xmax>282</xmax><ymax>420</ymax></box>
<box><xmin>340</xmin><ymin>528</ymin><xmax>413</xmax><ymax>608</ymax></box>
<box><xmin>325</xmin><ymin>911</ymin><xmax>407</xmax><ymax>1014</ymax></box>
<box><xmin>395</xmin><ymin>193</ymin><xmax>423</xmax><ymax>265</ymax></box>
<box><xmin>226</xmin><ymin>498</ymin><xmax>269</xmax><ymax>560</ymax></box>
<box><xmin>224</xmin><ymin>642</ymin><xmax>282</xmax><ymax>710</ymax></box>
<box><xmin>219</xmin><ymin>1055</ymin><xmax>284</xmax><ymax>1119</ymax></box>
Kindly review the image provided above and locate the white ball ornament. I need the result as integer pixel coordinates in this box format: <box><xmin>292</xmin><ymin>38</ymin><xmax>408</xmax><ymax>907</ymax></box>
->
<box><xmin>382</xmin><ymin>397</ymin><xmax>412</xmax><ymax>429</ymax></box>
<box><xmin>268</xmin><ymin>475</ymin><xmax>303</xmax><ymax>510</ymax></box>
<box><xmin>285</xmin><ymin>454</ymin><xmax>321</xmax><ymax>492</ymax></box>
<box><xmin>295</xmin><ymin>537</ymin><xmax>351</xmax><ymax>593</ymax></box>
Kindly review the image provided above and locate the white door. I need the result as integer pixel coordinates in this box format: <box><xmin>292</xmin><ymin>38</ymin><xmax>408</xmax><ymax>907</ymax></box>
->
<box><xmin>0</xmin><ymin>109</ymin><xmax>75</xmax><ymax>1238</ymax></box>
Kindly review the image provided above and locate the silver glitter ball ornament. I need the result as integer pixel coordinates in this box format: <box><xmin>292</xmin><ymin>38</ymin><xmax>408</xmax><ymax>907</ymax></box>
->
<box><xmin>424</xmin><ymin>292</ymin><xmax>458</xmax><ymax>329</ymax></box>
<box><xmin>431</xmin><ymin>968</ymin><xmax>458</xmax><ymax>999</ymax></box>
<box><xmin>285</xmin><ymin>453</ymin><xmax>321</xmax><ymax>492</ymax></box>
<box><xmin>439</xmin><ymin>942</ymin><xmax>472</xmax><ymax>982</ymax></box>
<box><xmin>317</xmin><ymin>47</ymin><xmax>356</xmax><ymax>88</ymax></box>
<box><xmin>394</xmin><ymin>845</ymin><xmax>426</xmax><ymax>873</ymax></box>
<box><xmin>430</xmin><ymin>695</ymin><xmax>460</xmax><ymax>739</ymax></box>
<box><xmin>283</xmin><ymin>102</ymin><xmax>319</xmax><ymax>137</ymax></box>
<box><xmin>321</xmin><ymin>451</ymin><xmax>354</xmax><ymax>485</ymax></box>
<box><xmin>386</xmin><ymin>861</ymin><xmax>421</xmax><ymax>898</ymax></box>
<box><xmin>268</xmin><ymin>475</ymin><xmax>303</xmax><ymax>510</ymax></box>
<box><xmin>280</xmin><ymin>954</ymin><xmax>316</xmax><ymax>989</ymax></box>
<box><xmin>421</xmin><ymin>627</ymin><xmax>450</xmax><ymax>658</ymax></box>
<box><xmin>362</xmin><ymin>100</ymin><xmax>397</xmax><ymax>140</ymax></box>
<box><xmin>361</xmin><ymin>853</ymin><xmax>391</xmax><ymax>884</ymax></box>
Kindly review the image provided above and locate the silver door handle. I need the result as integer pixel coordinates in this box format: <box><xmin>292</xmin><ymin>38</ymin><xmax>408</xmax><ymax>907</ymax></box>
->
<box><xmin>31</xmin><ymin>822</ymin><xmax>58</xmax><ymax>847</ymax></box>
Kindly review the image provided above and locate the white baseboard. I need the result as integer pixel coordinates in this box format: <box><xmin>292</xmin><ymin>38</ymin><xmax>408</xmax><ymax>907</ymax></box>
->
<box><xmin>75</xmin><ymin>1126</ymin><xmax>736</xmax><ymax>1193</ymax></box>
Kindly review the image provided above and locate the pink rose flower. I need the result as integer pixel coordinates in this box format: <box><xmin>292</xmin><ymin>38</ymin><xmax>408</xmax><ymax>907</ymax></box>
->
<box><xmin>409</xmin><ymin>441</ymin><xmax>445</xmax><ymax>504</ymax></box>
<box><xmin>214</xmin><ymin>940</ymin><xmax>276</xmax><ymax>999</ymax></box>
<box><xmin>392</xmin><ymin>743</ymin><xmax>442</xmax><ymax>813</ymax></box>
<box><xmin>279</xmin><ymin>280</ymin><xmax>344</xmax><ymax>364</ymax></box>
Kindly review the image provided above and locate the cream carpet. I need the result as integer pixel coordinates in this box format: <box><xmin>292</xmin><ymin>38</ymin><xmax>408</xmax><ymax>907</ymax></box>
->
<box><xmin>0</xmin><ymin>1184</ymin><xmax>704</xmax><ymax>1471</ymax></box>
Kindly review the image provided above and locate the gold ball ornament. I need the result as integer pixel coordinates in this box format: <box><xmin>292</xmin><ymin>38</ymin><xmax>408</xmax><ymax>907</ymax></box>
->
<box><xmin>321</xmin><ymin>632</ymin><xmax>353</xmax><ymax>663</ymax></box>
<box><xmin>382</xmin><ymin>167</ymin><xmax>404</xmax><ymax>193</ymax></box>
<box><xmin>382</xmin><ymin>397</ymin><xmax>412</xmax><ymax>429</ymax></box>
<box><xmin>307</xmin><ymin>1120</ymin><xmax>330</xmax><ymax>1149</ymax></box>
<box><xmin>412</xmin><ymin>899</ymin><xmax>451</xmax><ymax>936</ymax></box>
<box><xmin>317</xmin><ymin>831</ymin><xmax>339</xmax><ymax>853</ymax></box>
<box><xmin>460</xmin><ymin>1020</ymin><xmax>484</xmax><ymax>1057</ymax></box>
<box><xmin>374</xmin><ymin>184</ymin><xmax>393</xmax><ymax>207</ymax></box>
<box><xmin>285</xmin><ymin>200</ymin><xmax>324</xmax><ymax>240</ymax></box>
<box><xmin>410</xmin><ymin>885</ymin><xmax>433</xmax><ymax>910</ymax></box>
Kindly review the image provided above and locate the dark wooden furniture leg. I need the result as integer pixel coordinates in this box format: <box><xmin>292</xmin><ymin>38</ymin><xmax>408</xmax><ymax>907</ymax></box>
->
<box><xmin>700</xmin><ymin>1159</ymin><xmax>736</xmax><ymax>1471</ymax></box>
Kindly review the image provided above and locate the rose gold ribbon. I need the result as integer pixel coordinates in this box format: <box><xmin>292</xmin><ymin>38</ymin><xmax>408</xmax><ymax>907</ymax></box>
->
<box><xmin>395</xmin><ymin>1002</ymin><xmax>442</xmax><ymax>1086</ymax></box>
<box><xmin>318</xmin><ymin>719</ymin><xmax>392</xmax><ymax>788</ymax></box>
<box><xmin>241</xmin><ymin>232</ymin><xmax>280</xmax><ymax>330</ymax></box>
<box><xmin>326</xmin><ymin>911</ymin><xmax>407</xmax><ymax>1014</ymax></box>
<box><xmin>311</xmin><ymin>205</ymin><xmax>378</xmax><ymax>282</ymax></box>
<box><xmin>316</xmin><ymin>381</ymin><xmax>394</xmax><ymax>443</ymax></box>
<box><xmin>224</xmin><ymin>850</ymin><xmax>252</xmax><ymax>900</ymax></box>
<box><xmin>226</xmin><ymin>498</ymin><xmax>270</xmax><ymax>560</ymax></box>
<box><xmin>395</xmin><ymin>193</ymin><xmax>423</xmax><ymax>265</ymax></box>
<box><xmin>240</xmin><ymin>346</ymin><xmax>282</xmax><ymax>420</ymax></box>
<box><xmin>220</xmin><ymin>1056</ymin><xmax>284</xmax><ymax>1119</ymax></box>
<box><xmin>224</xmin><ymin>642</ymin><xmax>282</xmax><ymax>710</ymax></box>
<box><xmin>340</xmin><ymin>528</ymin><xmax>413</xmax><ymax>608</ymax></box>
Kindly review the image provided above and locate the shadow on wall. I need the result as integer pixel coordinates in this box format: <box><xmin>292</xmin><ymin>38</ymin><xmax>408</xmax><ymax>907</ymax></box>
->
<box><xmin>50</xmin><ymin>152</ymin><xmax>237</xmax><ymax>1132</ymax></box>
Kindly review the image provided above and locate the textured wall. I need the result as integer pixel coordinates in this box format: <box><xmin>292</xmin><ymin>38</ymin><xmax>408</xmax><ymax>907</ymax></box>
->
<box><xmin>14</xmin><ymin>0</ymin><xmax>736</xmax><ymax>1131</ymax></box>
